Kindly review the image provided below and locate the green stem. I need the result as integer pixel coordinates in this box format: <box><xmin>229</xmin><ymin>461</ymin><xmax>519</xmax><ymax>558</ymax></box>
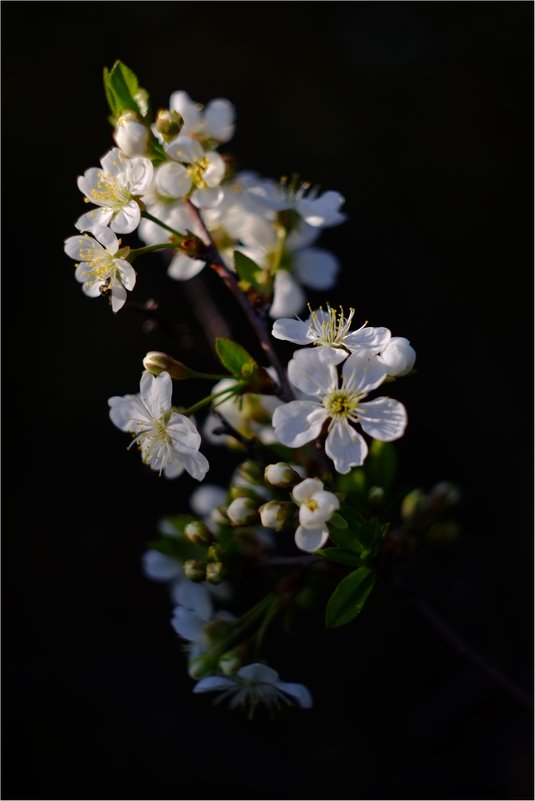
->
<box><xmin>128</xmin><ymin>242</ymin><xmax>175</xmax><ymax>261</ymax></box>
<box><xmin>253</xmin><ymin>595</ymin><xmax>281</xmax><ymax>654</ymax></box>
<box><xmin>180</xmin><ymin>384</ymin><xmax>241</xmax><ymax>417</ymax></box>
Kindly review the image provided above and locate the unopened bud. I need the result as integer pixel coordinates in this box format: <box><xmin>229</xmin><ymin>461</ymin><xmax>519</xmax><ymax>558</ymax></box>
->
<box><xmin>264</xmin><ymin>462</ymin><xmax>301</xmax><ymax>489</ymax></box>
<box><xmin>234</xmin><ymin>459</ymin><xmax>264</xmax><ymax>486</ymax></box>
<box><xmin>113</xmin><ymin>111</ymin><xmax>149</xmax><ymax>157</ymax></box>
<box><xmin>184</xmin><ymin>520</ymin><xmax>212</xmax><ymax>547</ymax></box>
<box><xmin>401</xmin><ymin>489</ymin><xmax>424</xmax><ymax>521</ymax></box>
<box><xmin>368</xmin><ymin>486</ymin><xmax>385</xmax><ymax>506</ymax></box>
<box><xmin>226</xmin><ymin>497</ymin><xmax>259</xmax><ymax>526</ymax></box>
<box><xmin>188</xmin><ymin>652</ymin><xmax>218</xmax><ymax>680</ymax></box>
<box><xmin>211</xmin><ymin>505</ymin><xmax>230</xmax><ymax>526</ymax></box>
<box><xmin>379</xmin><ymin>337</ymin><xmax>416</xmax><ymax>377</ymax></box>
<box><xmin>155</xmin><ymin>108</ymin><xmax>184</xmax><ymax>141</ymax></box>
<box><xmin>429</xmin><ymin>481</ymin><xmax>461</xmax><ymax>509</ymax></box>
<box><xmin>219</xmin><ymin>650</ymin><xmax>241</xmax><ymax>675</ymax></box>
<box><xmin>143</xmin><ymin>351</ymin><xmax>196</xmax><ymax>380</ymax></box>
<box><xmin>205</xmin><ymin>561</ymin><xmax>227</xmax><ymax>584</ymax></box>
<box><xmin>258</xmin><ymin>500</ymin><xmax>295</xmax><ymax>531</ymax></box>
<box><xmin>183</xmin><ymin>559</ymin><xmax>206</xmax><ymax>582</ymax></box>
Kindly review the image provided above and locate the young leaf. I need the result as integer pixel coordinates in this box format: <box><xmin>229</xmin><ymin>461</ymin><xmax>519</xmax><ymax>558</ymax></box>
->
<box><xmin>215</xmin><ymin>337</ymin><xmax>259</xmax><ymax>380</ymax></box>
<box><xmin>325</xmin><ymin>566</ymin><xmax>376</xmax><ymax>629</ymax></box>
<box><xmin>104</xmin><ymin>60</ymin><xmax>146</xmax><ymax>119</ymax></box>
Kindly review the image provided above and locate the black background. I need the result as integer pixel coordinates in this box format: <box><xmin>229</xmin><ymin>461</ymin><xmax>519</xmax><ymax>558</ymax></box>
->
<box><xmin>2</xmin><ymin>2</ymin><xmax>533</xmax><ymax>799</ymax></box>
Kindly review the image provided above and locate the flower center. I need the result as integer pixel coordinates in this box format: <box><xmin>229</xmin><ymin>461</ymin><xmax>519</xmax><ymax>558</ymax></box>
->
<box><xmin>304</xmin><ymin>499</ymin><xmax>318</xmax><ymax>511</ymax></box>
<box><xmin>90</xmin><ymin>169</ymin><xmax>132</xmax><ymax>207</ymax></box>
<box><xmin>324</xmin><ymin>389</ymin><xmax>359</xmax><ymax>419</ymax></box>
<box><xmin>307</xmin><ymin>305</ymin><xmax>356</xmax><ymax>347</ymax></box>
<box><xmin>188</xmin><ymin>156</ymin><xmax>210</xmax><ymax>189</ymax></box>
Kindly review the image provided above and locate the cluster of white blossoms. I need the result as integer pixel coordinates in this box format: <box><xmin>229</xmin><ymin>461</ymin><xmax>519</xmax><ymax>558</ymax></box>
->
<box><xmin>67</xmin><ymin>63</ymin><xmax>421</xmax><ymax>715</ymax></box>
<box><xmin>65</xmin><ymin>84</ymin><xmax>345</xmax><ymax>319</ymax></box>
<box><xmin>271</xmin><ymin>305</ymin><xmax>415</xmax><ymax>474</ymax></box>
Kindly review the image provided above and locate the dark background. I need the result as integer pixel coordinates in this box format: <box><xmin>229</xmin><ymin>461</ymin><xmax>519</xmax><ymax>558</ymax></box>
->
<box><xmin>2</xmin><ymin>2</ymin><xmax>533</xmax><ymax>799</ymax></box>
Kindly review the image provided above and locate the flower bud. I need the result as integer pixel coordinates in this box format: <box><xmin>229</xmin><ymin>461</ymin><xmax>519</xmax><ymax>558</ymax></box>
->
<box><xmin>226</xmin><ymin>497</ymin><xmax>259</xmax><ymax>526</ymax></box>
<box><xmin>401</xmin><ymin>488</ymin><xmax>424</xmax><ymax>521</ymax></box>
<box><xmin>211</xmin><ymin>505</ymin><xmax>230</xmax><ymax>526</ymax></box>
<box><xmin>155</xmin><ymin>108</ymin><xmax>184</xmax><ymax>141</ymax></box>
<box><xmin>142</xmin><ymin>351</ymin><xmax>196</xmax><ymax>380</ymax></box>
<box><xmin>234</xmin><ymin>459</ymin><xmax>264</xmax><ymax>486</ymax></box>
<box><xmin>205</xmin><ymin>561</ymin><xmax>227</xmax><ymax>585</ymax></box>
<box><xmin>258</xmin><ymin>500</ymin><xmax>295</xmax><ymax>531</ymax></box>
<box><xmin>113</xmin><ymin>111</ymin><xmax>150</xmax><ymax>157</ymax></box>
<box><xmin>183</xmin><ymin>559</ymin><xmax>206</xmax><ymax>582</ymax></box>
<box><xmin>184</xmin><ymin>520</ymin><xmax>212</xmax><ymax>547</ymax></box>
<box><xmin>219</xmin><ymin>650</ymin><xmax>242</xmax><ymax>675</ymax></box>
<box><xmin>379</xmin><ymin>337</ymin><xmax>416</xmax><ymax>377</ymax></box>
<box><xmin>188</xmin><ymin>652</ymin><xmax>218</xmax><ymax>680</ymax></box>
<box><xmin>264</xmin><ymin>462</ymin><xmax>301</xmax><ymax>489</ymax></box>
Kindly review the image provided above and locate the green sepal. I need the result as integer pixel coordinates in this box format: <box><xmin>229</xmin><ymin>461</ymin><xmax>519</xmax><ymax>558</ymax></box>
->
<box><xmin>325</xmin><ymin>566</ymin><xmax>376</xmax><ymax>629</ymax></box>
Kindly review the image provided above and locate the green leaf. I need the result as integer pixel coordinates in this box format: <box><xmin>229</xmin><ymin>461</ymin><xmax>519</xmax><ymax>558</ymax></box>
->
<box><xmin>215</xmin><ymin>337</ymin><xmax>259</xmax><ymax>380</ymax></box>
<box><xmin>234</xmin><ymin>251</ymin><xmax>264</xmax><ymax>289</ymax></box>
<box><xmin>315</xmin><ymin>547</ymin><xmax>363</xmax><ymax>567</ymax></box>
<box><xmin>103</xmin><ymin>66</ymin><xmax>118</xmax><ymax>117</ymax></box>
<box><xmin>325</xmin><ymin>567</ymin><xmax>376</xmax><ymax>629</ymax></box>
<box><xmin>329</xmin><ymin>505</ymin><xmax>365</xmax><ymax>551</ymax></box>
<box><xmin>329</xmin><ymin>511</ymin><xmax>349</xmax><ymax>529</ymax></box>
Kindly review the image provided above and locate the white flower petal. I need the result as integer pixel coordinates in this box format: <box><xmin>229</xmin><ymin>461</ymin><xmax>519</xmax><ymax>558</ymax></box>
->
<box><xmin>294</xmin><ymin>525</ymin><xmax>329</xmax><ymax>552</ymax></box>
<box><xmin>238</xmin><ymin>663</ymin><xmax>279</xmax><ymax>684</ymax></box>
<box><xmin>344</xmin><ymin>326</ymin><xmax>391</xmax><ymax>353</ymax></box>
<box><xmin>296</xmin><ymin>190</ymin><xmax>346</xmax><ymax>227</ymax></box>
<box><xmin>275</xmin><ymin>681</ymin><xmax>313</xmax><ymax>708</ymax></box>
<box><xmin>342</xmin><ymin>350</ymin><xmax>387</xmax><ymax>395</ymax></box>
<box><xmin>357</xmin><ymin>397</ymin><xmax>407</xmax><ymax>441</ymax></box>
<box><xmin>156</xmin><ymin>162</ymin><xmax>191</xmax><ymax>198</ymax></box>
<box><xmin>75</xmin><ymin>207</ymin><xmax>113</xmax><ymax>232</ymax></box>
<box><xmin>146</xmin><ymin>371</ymin><xmax>173</xmax><ymax>418</ymax></box>
<box><xmin>269</xmin><ymin>270</ymin><xmax>305</xmax><ymax>319</ymax></box>
<box><xmin>176</xmin><ymin>581</ymin><xmax>213</xmax><ymax>619</ymax></box>
<box><xmin>110</xmin><ymin>283</ymin><xmax>127</xmax><ymax>312</ymax></box>
<box><xmin>171</xmin><ymin>607</ymin><xmax>204</xmax><ymax>641</ymax></box>
<box><xmin>288</xmin><ymin>347</ymin><xmax>345</xmax><ymax>398</ymax></box>
<box><xmin>204</xmin><ymin>98</ymin><xmax>236</xmax><ymax>142</ymax></box>
<box><xmin>292</xmin><ymin>478</ymin><xmax>324</xmax><ymax>503</ymax></box>
<box><xmin>271</xmin><ymin>318</ymin><xmax>311</xmax><ymax>344</ymax></box>
<box><xmin>167</xmin><ymin>252</ymin><xmax>206</xmax><ymax>280</ymax></box>
<box><xmin>378</xmin><ymin>337</ymin><xmax>416</xmax><ymax>377</ymax></box>
<box><xmin>193</xmin><ymin>675</ymin><xmax>236</xmax><ymax>694</ymax></box>
<box><xmin>142</xmin><ymin>550</ymin><xmax>181</xmax><ymax>581</ymax></box>
<box><xmin>178</xmin><ymin>450</ymin><xmax>210</xmax><ymax>481</ymax></box>
<box><xmin>128</xmin><ymin>157</ymin><xmax>154</xmax><ymax>194</ymax></box>
<box><xmin>272</xmin><ymin>401</ymin><xmax>327</xmax><ymax>448</ymax></box>
<box><xmin>110</xmin><ymin>201</ymin><xmax>140</xmax><ymax>234</ymax></box>
<box><xmin>93</xmin><ymin>225</ymin><xmax>119</xmax><ymax>252</ymax></box>
<box><xmin>190</xmin><ymin>484</ymin><xmax>227</xmax><ymax>516</ymax></box>
<box><xmin>115</xmin><ymin>259</ymin><xmax>137</xmax><ymax>290</ymax></box>
<box><xmin>165</xmin><ymin>135</ymin><xmax>203</xmax><ymax>164</ymax></box>
<box><xmin>325</xmin><ymin>419</ymin><xmax>368</xmax><ymax>473</ymax></box>
<box><xmin>293</xmin><ymin>248</ymin><xmax>339</xmax><ymax>290</ymax></box>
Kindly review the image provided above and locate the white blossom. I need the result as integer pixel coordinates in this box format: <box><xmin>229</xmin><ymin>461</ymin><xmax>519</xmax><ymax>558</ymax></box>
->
<box><xmin>108</xmin><ymin>371</ymin><xmax>209</xmax><ymax>480</ymax></box>
<box><xmin>76</xmin><ymin>147</ymin><xmax>153</xmax><ymax>234</ymax></box>
<box><xmin>64</xmin><ymin>226</ymin><xmax>136</xmax><ymax>312</ymax></box>
<box><xmin>193</xmin><ymin>662</ymin><xmax>312</xmax><ymax>713</ymax></box>
<box><xmin>291</xmin><ymin>478</ymin><xmax>340</xmax><ymax>552</ymax></box>
<box><xmin>272</xmin><ymin>305</ymin><xmax>390</xmax><ymax>353</ymax></box>
<box><xmin>165</xmin><ymin>135</ymin><xmax>225</xmax><ymax>208</ymax></box>
<box><xmin>272</xmin><ymin>347</ymin><xmax>407</xmax><ymax>474</ymax></box>
<box><xmin>169</xmin><ymin>91</ymin><xmax>236</xmax><ymax>143</ymax></box>
<box><xmin>244</xmin><ymin>176</ymin><xmax>346</xmax><ymax>228</ymax></box>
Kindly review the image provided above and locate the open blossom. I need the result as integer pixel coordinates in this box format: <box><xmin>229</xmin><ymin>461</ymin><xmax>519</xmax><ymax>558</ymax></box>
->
<box><xmin>291</xmin><ymin>478</ymin><xmax>340</xmax><ymax>552</ymax></box>
<box><xmin>164</xmin><ymin>135</ymin><xmax>226</xmax><ymax>208</ymax></box>
<box><xmin>193</xmin><ymin>662</ymin><xmax>312</xmax><ymax>713</ymax></box>
<box><xmin>244</xmin><ymin>176</ymin><xmax>346</xmax><ymax>228</ymax></box>
<box><xmin>108</xmin><ymin>371</ymin><xmax>209</xmax><ymax>480</ymax></box>
<box><xmin>272</xmin><ymin>347</ymin><xmax>407</xmax><ymax>474</ymax></box>
<box><xmin>64</xmin><ymin>226</ymin><xmax>136</xmax><ymax>312</ymax></box>
<box><xmin>272</xmin><ymin>305</ymin><xmax>416</xmax><ymax>377</ymax></box>
<box><xmin>76</xmin><ymin>147</ymin><xmax>153</xmax><ymax>234</ymax></box>
<box><xmin>169</xmin><ymin>90</ymin><xmax>236</xmax><ymax>144</ymax></box>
